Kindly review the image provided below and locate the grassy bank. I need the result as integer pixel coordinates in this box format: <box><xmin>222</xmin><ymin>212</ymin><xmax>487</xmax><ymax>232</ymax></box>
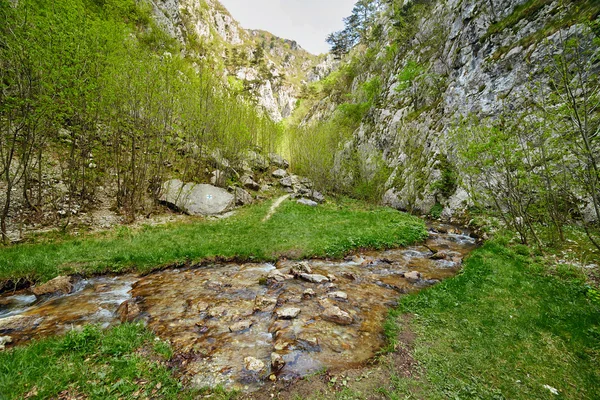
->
<box><xmin>0</xmin><ymin>198</ymin><xmax>427</xmax><ymax>282</ymax></box>
<box><xmin>382</xmin><ymin>239</ymin><xmax>600</xmax><ymax>399</ymax></box>
<box><xmin>0</xmin><ymin>324</ymin><xmax>200</xmax><ymax>400</ymax></box>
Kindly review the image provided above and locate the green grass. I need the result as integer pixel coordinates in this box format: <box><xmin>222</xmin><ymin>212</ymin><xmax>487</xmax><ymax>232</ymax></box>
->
<box><xmin>383</xmin><ymin>239</ymin><xmax>600</xmax><ymax>399</ymax></box>
<box><xmin>0</xmin><ymin>198</ymin><xmax>427</xmax><ymax>283</ymax></box>
<box><xmin>0</xmin><ymin>323</ymin><xmax>198</xmax><ymax>399</ymax></box>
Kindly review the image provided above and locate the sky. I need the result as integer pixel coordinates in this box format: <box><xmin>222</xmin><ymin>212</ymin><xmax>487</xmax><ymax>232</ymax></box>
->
<box><xmin>218</xmin><ymin>0</ymin><xmax>357</xmax><ymax>55</ymax></box>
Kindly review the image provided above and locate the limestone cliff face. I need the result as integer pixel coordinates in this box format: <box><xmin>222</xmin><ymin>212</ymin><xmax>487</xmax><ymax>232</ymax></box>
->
<box><xmin>305</xmin><ymin>0</ymin><xmax>598</xmax><ymax>218</ymax></box>
<box><xmin>151</xmin><ymin>0</ymin><xmax>327</xmax><ymax>121</ymax></box>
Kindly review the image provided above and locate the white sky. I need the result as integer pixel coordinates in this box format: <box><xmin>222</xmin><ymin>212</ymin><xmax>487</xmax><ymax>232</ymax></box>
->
<box><xmin>218</xmin><ymin>0</ymin><xmax>357</xmax><ymax>55</ymax></box>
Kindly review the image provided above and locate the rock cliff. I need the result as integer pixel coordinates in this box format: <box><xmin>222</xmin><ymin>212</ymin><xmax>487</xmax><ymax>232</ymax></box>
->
<box><xmin>151</xmin><ymin>0</ymin><xmax>330</xmax><ymax>121</ymax></box>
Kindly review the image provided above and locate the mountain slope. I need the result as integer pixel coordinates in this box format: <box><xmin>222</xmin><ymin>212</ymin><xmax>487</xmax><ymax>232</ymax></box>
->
<box><xmin>151</xmin><ymin>0</ymin><xmax>335</xmax><ymax>121</ymax></box>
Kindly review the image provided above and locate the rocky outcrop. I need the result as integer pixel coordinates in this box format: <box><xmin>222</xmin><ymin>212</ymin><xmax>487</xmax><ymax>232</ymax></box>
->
<box><xmin>304</xmin><ymin>0</ymin><xmax>595</xmax><ymax>218</ymax></box>
<box><xmin>150</xmin><ymin>0</ymin><xmax>328</xmax><ymax>122</ymax></box>
<box><xmin>160</xmin><ymin>180</ymin><xmax>234</xmax><ymax>216</ymax></box>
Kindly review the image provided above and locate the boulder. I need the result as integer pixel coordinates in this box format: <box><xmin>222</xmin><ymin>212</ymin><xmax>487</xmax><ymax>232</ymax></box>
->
<box><xmin>244</xmin><ymin>356</ymin><xmax>266</xmax><ymax>372</ymax></box>
<box><xmin>297</xmin><ymin>198</ymin><xmax>318</xmax><ymax>207</ymax></box>
<box><xmin>229</xmin><ymin>320</ymin><xmax>253</xmax><ymax>332</ymax></box>
<box><xmin>272</xmin><ymin>169</ymin><xmax>288</xmax><ymax>179</ymax></box>
<box><xmin>269</xmin><ymin>153</ymin><xmax>289</xmax><ymax>169</ymax></box>
<box><xmin>303</xmin><ymin>288</ymin><xmax>316</xmax><ymax>298</ymax></box>
<box><xmin>31</xmin><ymin>276</ymin><xmax>73</xmax><ymax>296</ymax></box>
<box><xmin>116</xmin><ymin>299</ymin><xmax>141</xmax><ymax>323</ymax></box>
<box><xmin>160</xmin><ymin>180</ymin><xmax>234</xmax><ymax>216</ymax></box>
<box><xmin>241</xmin><ymin>175</ymin><xmax>260</xmax><ymax>191</ymax></box>
<box><xmin>233</xmin><ymin>187</ymin><xmax>253</xmax><ymax>206</ymax></box>
<box><xmin>276</xmin><ymin>307</ymin><xmax>301</xmax><ymax>319</ymax></box>
<box><xmin>300</xmin><ymin>273</ymin><xmax>329</xmax><ymax>284</ymax></box>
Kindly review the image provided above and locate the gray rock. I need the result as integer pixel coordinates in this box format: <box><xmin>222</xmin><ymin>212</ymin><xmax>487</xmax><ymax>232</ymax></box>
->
<box><xmin>303</xmin><ymin>288</ymin><xmax>316</xmax><ymax>298</ymax></box>
<box><xmin>272</xmin><ymin>169</ymin><xmax>288</xmax><ymax>179</ymax></box>
<box><xmin>246</xmin><ymin>150</ymin><xmax>269</xmax><ymax>171</ymax></box>
<box><xmin>300</xmin><ymin>273</ymin><xmax>329</xmax><ymax>284</ymax></box>
<box><xmin>31</xmin><ymin>276</ymin><xmax>73</xmax><ymax>296</ymax></box>
<box><xmin>310</xmin><ymin>191</ymin><xmax>325</xmax><ymax>203</ymax></box>
<box><xmin>279</xmin><ymin>175</ymin><xmax>297</xmax><ymax>188</ymax></box>
<box><xmin>244</xmin><ymin>356</ymin><xmax>266</xmax><ymax>372</ymax></box>
<box><xmin>229</xmin><ymin>320</ymin><xmax>253</xmax><ymax>332</ymax></box>
<box><xmin>241</xmin><ymin>175</ymin><xmax>260</xmax><ymax>191</ymax></box>
<box><xmin>276</xmin><ymin>307</ymin><xmax>301</xmax><ymax>319</ymax></box>
<box><xmin>210</xmin><ymin>170</ymin><xmax>228</xmax><ymax>187</ymax></box>
<box><xmin>233</xmin><ymin>187</ymin><xmax>253</xmax><ymax>206</ymax></box>
<box><xmin>269</xmin><ymin>153</ymin><xmax>289</xmax><ymax>169</ymax></box>
<box><xmin>160</xmin><ymin>180</ymin><xmax>235</xmax><ymax>216</ymax></box>
<box><xmin>297</xmin><ymin>198</ymin><xmax>318</xmax><ymax>207</ymax></box>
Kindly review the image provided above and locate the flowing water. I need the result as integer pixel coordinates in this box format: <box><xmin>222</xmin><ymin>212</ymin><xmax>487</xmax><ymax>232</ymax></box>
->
<box><xmin>0</xmin><ymin>223</ymin><xmax>477</xmax><ymax>392</ymax></box>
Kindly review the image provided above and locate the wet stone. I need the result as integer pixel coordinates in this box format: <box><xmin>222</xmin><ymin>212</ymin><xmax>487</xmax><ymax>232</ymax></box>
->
<box><xmin>116</xmin><ymin>299</ymin><xmax>141</xmax><ymax>323</ymax></box>
<box><xmin>290</xmin><ymin>261</ymin><xmax>312</xmax><ymax>276</ymax></box>
<box><xmin>244</xmin><ymin>356</ymin><xmax>266</xmax><ymax>372</ymax></box>
<box><xmin>299</xmin><ymin>274</ymin><xmax>329</xmax><ymax>284</ymax></box>
<box><xmin>276</xmin><ymin>307</ymin><xmax>301</xmax><ymax>320</ymax></box>
<box><xmin>0</xmin><ymin>224</ymin><xmax>476</xmax><ymax>393</ymax></box>
<box><xmin>271</xmin><ymin>352</ymin><xmax>285</xmax><ymax>370</ymax></box>
<box><xmin>404</xmin><ymin>271</ymin><xmax>421</xmax><ymax>283</ymax></box>
<box><xmin>31</xmin><ymin>276</ymin><xmax>73</xmax><ymax>296</ymax></box>
<box><xmin>229</xmin><ymin>320</ymin><xmax>253</xmax><ymax>332</ymax></box>
<box><xmin>327</xmin><ymin>291</ymin><xmax>348</xmax><ymax>301</ymax></box>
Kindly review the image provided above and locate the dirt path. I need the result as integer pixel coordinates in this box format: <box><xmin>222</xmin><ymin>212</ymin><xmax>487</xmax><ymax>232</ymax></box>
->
<box><xmin>262</xmin><ymin>194</ymin><xmax>291</xmax><ymax>222</ymax></box>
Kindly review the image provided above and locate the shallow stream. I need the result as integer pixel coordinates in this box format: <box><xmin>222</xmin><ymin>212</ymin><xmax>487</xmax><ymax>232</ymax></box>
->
<box><xmin>0</xmin><ymin>223</ymin><xmax>477</xmax><ymax>392</ymax></box>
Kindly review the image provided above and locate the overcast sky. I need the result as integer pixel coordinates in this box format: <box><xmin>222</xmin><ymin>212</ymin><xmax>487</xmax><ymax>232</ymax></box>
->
<box><xmin>219</xmin><ymin>0</ymin><xmax>357</xmax><ymax>55</ymax></box>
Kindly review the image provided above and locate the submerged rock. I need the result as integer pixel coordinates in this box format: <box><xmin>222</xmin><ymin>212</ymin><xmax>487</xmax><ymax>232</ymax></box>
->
<box><xmin>327</xmin><ymin>291</ymin><xmax>348</xmax><ymax>301</ymax></box>
<box><xmin>276</xmin><ymin>307</ymin><xmax>301</xmax><ymax>319</ymax></box>
<box><xmin>31</xmin><ymin>276</ymin><xmax>73</xmax><ymax>296</ymax></box>
<box><xmin>116</xmin><ymin>299</ymin><xmax>141</xmax><ymax>323</ymax></box>
<box><xmin>404</xmin><ymin>271</ymin><xmax>421</xmax><ymax>283</ymax></box>
<box><xmin>320</xmin><ymin>300</ymin><xmax>353</xmax><ymax>325</ymax></box>
<box><xmin>229</xmin><ymin>320</ymin><xmax>253</xmax><ymax>332</ymax></box>
<box><xmin>160</xmin><ymin>179</ymin><xmax>234</xmax><ymax>216</ymax></box>
<box><xmin>271</xmin><ymin>352</ymin><xmax>285</xmax><ymax>370</ymax></box>
<box><xmin>244</xmin><ymin>356</ymin><xmax>266</xmax><ymax>372</ymax></box>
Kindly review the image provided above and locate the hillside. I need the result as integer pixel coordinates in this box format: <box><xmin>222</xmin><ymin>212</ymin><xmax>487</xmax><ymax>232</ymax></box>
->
<box><xmin>152</xmin><ymin>0</ymin><xmax>336</xmax><ymax>121</ymax></box>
